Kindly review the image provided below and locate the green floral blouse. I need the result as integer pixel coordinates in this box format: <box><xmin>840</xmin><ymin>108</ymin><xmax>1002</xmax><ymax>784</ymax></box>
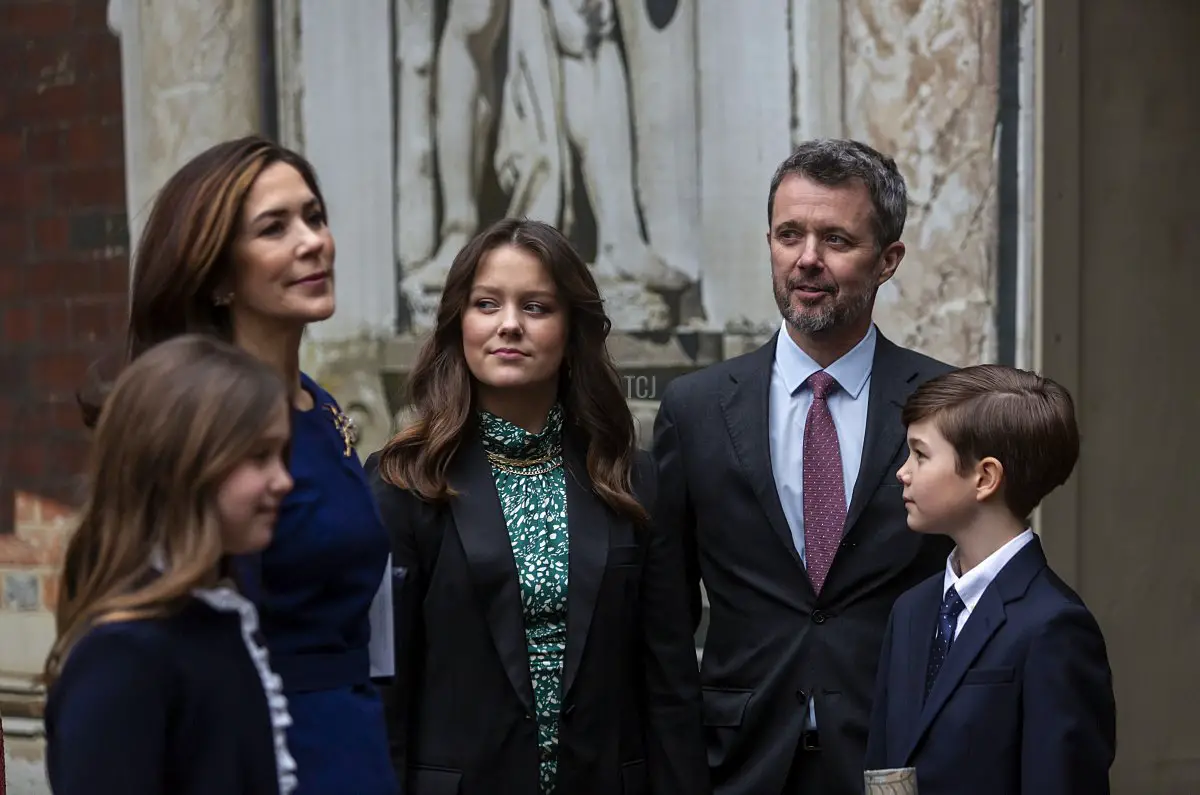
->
<box><xmin>479</xmin><ymin>404</ymin><xmax>569</xmax><ymax>795</ymax></box>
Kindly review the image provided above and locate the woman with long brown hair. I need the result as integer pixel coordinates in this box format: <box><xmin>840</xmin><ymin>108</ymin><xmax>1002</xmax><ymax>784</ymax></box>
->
<box><xmin>46</xmin><ymin>335</ymin><xmax>296</xmax><ymax>794</ymax></box>
<box><xmin>79</xmin><ymin>137</ymin><xmax>396</xmax><ymax>794</ymax></box>
<box><xmin>366</xmin><ymin>218</ymin><xmax>709</xmax><ymax>795</ymax></box>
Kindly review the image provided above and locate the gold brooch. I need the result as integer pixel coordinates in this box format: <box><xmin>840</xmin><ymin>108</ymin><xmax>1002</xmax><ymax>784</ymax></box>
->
<box><xmin>325</xmin><ymin>404</ymin><xmax>358</xmax><ymax>457</ymax></box>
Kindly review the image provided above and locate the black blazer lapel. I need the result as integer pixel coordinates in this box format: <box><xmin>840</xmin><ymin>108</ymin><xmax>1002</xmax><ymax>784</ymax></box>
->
<box><xmin>718</xmin><ymin>336</ymin><xmax>803</xmax><ymax>570</ymax></box>
<box><xmin>903</xmin><ymin>537</ymin><xmax>1049</xmax><ymax>761</ymax></box>
<box><xmin>448</xmin><ymin>437</ymin><xmax>537</xmax><ymax>716</ymax></box>
<box><xmin>844</xmin><ymin>333</ymin><xmax>922</xmax><ymax>537</ymax></box>
<box><xmin>560</xmin><ymin>443</ymin><xmax>611</xmax><ymax>702</ymax></box>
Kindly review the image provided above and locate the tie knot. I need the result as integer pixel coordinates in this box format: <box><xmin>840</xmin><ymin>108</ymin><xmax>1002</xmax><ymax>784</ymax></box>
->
<box><xmin>807</xmin><ymin>370</ymin><xmax>839</xmax><ymax>400</ymax></box>
<box><xmin>940</xmin><ymin>585</ymin><xmax>966</xmax><ymax>619</ymax></box>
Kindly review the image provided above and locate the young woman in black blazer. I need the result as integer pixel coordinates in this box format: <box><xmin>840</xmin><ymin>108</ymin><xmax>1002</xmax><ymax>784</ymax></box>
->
<box><xmin>367</xmin><ymin>219</ymin><xmax>709</xmax><ymax>795</ymax></box>
<box><xmin>44</xmin><ymin>336</ymin><xmax>299</xmax><ymax>795</ymax></box>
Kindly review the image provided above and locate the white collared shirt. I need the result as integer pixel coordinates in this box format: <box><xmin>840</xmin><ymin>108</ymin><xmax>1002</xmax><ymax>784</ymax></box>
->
<box><xmin>942</xmin><ymin>529</ymin><xmax>1035</xmax><ymax>639</ymax></box>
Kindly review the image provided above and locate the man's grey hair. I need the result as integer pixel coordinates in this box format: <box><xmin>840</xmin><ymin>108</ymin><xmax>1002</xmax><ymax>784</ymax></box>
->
<box><xmin>767</xmin><ymin>139</ymin><xmax>908</xmax><ymax>249</ymax></box>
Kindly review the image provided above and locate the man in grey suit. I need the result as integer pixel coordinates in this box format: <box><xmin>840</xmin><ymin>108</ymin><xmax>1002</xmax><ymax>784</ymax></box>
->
<box><xmin>653</xmin><ymin>139</ymin><xmax>956</xmax><ymax>795</ymax></box>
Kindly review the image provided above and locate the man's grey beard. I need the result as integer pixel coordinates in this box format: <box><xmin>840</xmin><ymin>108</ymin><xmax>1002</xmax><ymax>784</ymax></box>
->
<box><xmin>774</xmin><ymin>273</ymin><xmax>878</xmax><ymax>335</ymax></box>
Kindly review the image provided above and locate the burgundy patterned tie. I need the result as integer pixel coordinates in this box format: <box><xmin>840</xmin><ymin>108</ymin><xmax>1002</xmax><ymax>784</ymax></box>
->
<box><xmin>802</xmin><ymin>371</ymin><xmax>846</xmax><ymax>593</ymax></box>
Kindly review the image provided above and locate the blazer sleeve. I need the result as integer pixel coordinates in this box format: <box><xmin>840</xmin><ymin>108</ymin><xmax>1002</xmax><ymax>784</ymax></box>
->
<box><xmin>864</xmin><ymin>607</ymin><xmax>897</xmax><ymax>771</ymax></box>
<box><xmin>45</xmin><ymin>627</ymin><xmax>172</xmax><ymax>795</ymax></box>
<box><xmin>365</xmin><ymin>452</ymin><xmax>426</xmax><ymax>782</ymax></box>
<box><xmin>634</xmin><ymin>451</ymin><xmax>713</xmax><ymax>795</ymax></box>
<box><xmin>650</xmin><ymin>383</ymin><xmax>703</xmax><ymax>631</ymax></box>
<box><xmin>1020</xmin><ymin>605</ymin><xmax>1117</xmax><ymax>794</ymax></box>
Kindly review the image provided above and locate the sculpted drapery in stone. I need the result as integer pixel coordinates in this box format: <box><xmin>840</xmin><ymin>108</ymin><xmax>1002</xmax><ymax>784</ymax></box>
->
<box><xmin>394</xmin><ymin>0</ymin><xmax>695</xmax><ymax>331</ymax></box>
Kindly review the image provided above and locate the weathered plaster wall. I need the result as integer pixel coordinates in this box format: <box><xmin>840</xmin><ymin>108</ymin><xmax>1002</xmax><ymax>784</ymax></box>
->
<box><xmin>844</xmin><ymin>0</ymin><xmax>1000</xmax><ymax>366</ymax></box>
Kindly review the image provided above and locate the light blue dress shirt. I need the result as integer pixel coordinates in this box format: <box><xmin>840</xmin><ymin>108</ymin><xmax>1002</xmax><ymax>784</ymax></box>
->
<box><xmin>768</xmin><ymin>322</ymin><xmax>877</xmax><ymax>729</ymax></box>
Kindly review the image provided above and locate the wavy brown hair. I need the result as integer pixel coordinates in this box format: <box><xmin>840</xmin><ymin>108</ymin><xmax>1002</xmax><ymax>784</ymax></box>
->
<box><xmin>376</xmin><ymin>218</ymin><xmax>647</xmax><ymax>525</ymax></box>
<box><xmin>46</xmin><ymin>335</ymin><xmax>289</xmax><ymax>686</ymax></box>
<box><xmin>79</xmin><ymin>135</ymin><xmax>326</xmax><ymax>428</ymax></box>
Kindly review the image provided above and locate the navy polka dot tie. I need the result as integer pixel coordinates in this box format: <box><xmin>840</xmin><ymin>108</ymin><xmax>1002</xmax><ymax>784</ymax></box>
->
<box><xmin>925</xmin><ymin>585</ymin><xmax>966</xmax><ymax>699</ymax></box>
<box><xmin>802</xmin><ymin>370</ymin><xmax>845</xmax><ymax>594</ymax></box>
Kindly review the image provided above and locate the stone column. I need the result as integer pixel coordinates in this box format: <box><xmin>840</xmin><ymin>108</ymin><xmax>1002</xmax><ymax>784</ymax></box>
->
<box><xmin>108</xmin><ymin>0</ymin><xmax>262</xmax><ymax>260</ymax></box>
<box><xmin>292</xmin><ymin>0</ymin><xmax>395</xmax><ymax>341</ymax></box>
<box><xmin>790</xmin><ymin>0</ymin><xmax>845</xmax><ymax>145</ymax></box>
<box><xmin>695</xmin><ymin>0</ymin><xmax>793</xmax><ymax>334</ymax></box>
<box><xmin>842</xmin><ymin>0</ymin><xmax>1001</xmax><ymax>366</ymax></box>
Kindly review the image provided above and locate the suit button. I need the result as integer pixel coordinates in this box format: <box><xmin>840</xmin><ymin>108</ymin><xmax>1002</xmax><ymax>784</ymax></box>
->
<box><xmin>526</xmin><ymin>712</ymin><xmax>536</xmax><ymax>722</ymax></box>
<box><xmin>795</xmin><ymin>689</ymin><xmax>807</xmax><ymax>704</ymax></box>
<box><xmin>812</xmin><ymin>610</ymin><xmax>827</xmax><ymax>624</ymax></box>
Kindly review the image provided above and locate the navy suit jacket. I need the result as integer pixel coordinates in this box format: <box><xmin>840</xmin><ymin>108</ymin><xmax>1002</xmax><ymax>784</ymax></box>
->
<box><xmin>864</xmin><ymin>535</ymin><xmax>1116</xmax><ymax>795</ymax></box>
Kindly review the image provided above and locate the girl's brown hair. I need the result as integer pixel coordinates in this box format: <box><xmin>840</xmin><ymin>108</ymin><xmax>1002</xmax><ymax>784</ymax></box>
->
<box><xmin>46</xmin><ymin>334</ymin><xmax>289</xmax><ymax>686</ymax></box>
<box><xmin>376</xmin><ymin>218</ymin><xmax>648</xmax><ymax>526</ymax></box>
<box><xmin>79</xmin><ymin>135</ymin><xmax>326</xmax><ymax>428</ymax></box>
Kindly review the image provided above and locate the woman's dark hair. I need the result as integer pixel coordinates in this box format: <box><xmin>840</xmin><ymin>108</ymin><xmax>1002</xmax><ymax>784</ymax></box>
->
<box><xmin>79</xmin><ymin>135</ymin><xmax>326</xmax><ymax>428</ymax></box>
<box><xmin>376</xmin><ymin>218</ymin><xmax>647</xmax><ymax>525</ymax></box>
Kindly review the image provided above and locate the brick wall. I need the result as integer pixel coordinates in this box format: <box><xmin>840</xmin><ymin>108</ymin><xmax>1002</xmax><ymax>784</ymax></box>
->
<box><xmin>0</xmin><ymin>492</ymin><xmax>69</xmax><ymax>673</ymax></box>
<box><xmin>0</xmin><ymin>0</ymin><xmax>129</xmax><ymax>535</ymax></box>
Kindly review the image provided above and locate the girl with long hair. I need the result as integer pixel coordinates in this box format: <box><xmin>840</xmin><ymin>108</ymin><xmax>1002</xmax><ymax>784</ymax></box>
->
<box><xmin>45</xmin><ymin>335</ymin><xmax>296</xmax><ymax>794</ymax></box>
<box><xmin>367</xmin><ymin>218</ymin><xmax>709</xmax><ymax>795</ymax></box>
<box><xmin>78</xmin><ymin>136</ymin><xmax>396</xmax><ymax>794</ymax></box>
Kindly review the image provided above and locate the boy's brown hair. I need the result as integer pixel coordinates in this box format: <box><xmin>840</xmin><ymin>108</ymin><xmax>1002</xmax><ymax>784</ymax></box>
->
<box><xmin>901</xmin><ymin>364</ymin><xmax>1079</xmax><ymax>522</ymax></box>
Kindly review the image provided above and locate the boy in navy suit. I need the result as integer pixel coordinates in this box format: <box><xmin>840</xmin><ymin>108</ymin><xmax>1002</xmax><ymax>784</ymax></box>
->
<box><xmin>864</xmin><ymin>364</ymin><xmax>1116</xmax><ymax>794</ymax></box>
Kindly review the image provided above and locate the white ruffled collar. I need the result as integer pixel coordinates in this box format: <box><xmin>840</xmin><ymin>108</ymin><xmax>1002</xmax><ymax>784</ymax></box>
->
<box><xmin>192</xmin><ymin>585</ymin><xmax>298</xmax><ymax>795</ymax></box>
<box><xmin>149</xmin><ymin>549</ymin><xmax>298</xmax><ymax>794</ymax></box>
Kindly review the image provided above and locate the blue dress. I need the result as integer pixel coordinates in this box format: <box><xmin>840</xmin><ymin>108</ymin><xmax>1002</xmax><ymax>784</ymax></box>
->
<box><xmin>238</xmin><ymin>373</ymin><xmax>398</xmax><ymax>795</ymax></box>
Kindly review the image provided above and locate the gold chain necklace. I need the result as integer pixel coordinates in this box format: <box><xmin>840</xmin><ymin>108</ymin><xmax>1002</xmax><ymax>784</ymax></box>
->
<box><xmin>485</xmin><ymin>446</ymin><xmax>564</xmax><ymax>476</ymax></box>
